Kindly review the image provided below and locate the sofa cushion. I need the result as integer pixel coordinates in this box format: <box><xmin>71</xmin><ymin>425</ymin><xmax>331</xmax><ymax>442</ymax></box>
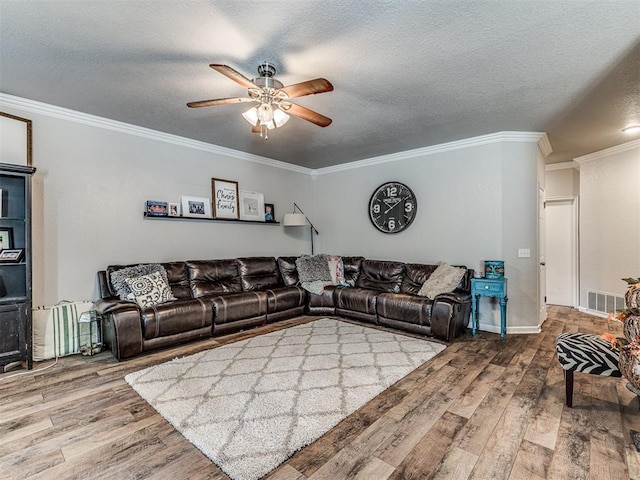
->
<box><xmin>237</xmin><ymin>257</ymin><xmax>283</xmax><ymax>291</ymax></box>
<box><xmin>265</xmin><ymin>286</ymin><xmax>307</xmax><ymax>314</ymax></box>
<box><xmin>356</xmin><ymin>260</ymin><xmax>405</xmax><ymax>293</ymax></box>
<box><xmin>277</xmin><ymin>256</ymin><xmax>300</xmax><ymax>286</ymax></box>
<box><xmin>108</xmin><ymin>263</ymin><xmax>171</xmax><ymax>300</ymax></box>
<box><xmin>335</xmin><ymin>287</ymin><xmax>378</xmax><ymax>315</ymax></box>
<box><xmin>376</xmin><ymin>292</ymin><xmax>432</xmax><ymax>326</ymax></box>
<box><xmin>212</xmin><ymin>291</ymin><xmax>268</xmax><ymax>325</ymax></box>
<box><xmin>125</xmin><ymin>271</ymin><xmax>177</xmax><ymax>308</ymax></box>
<box><xmin>162</xmin><ymin>261</ymin><xmax>191</xmax><ymax>299</ymax></box>
<box><xmin>342</xmin><ymin>256</ymin><xmax>364</xmax><ymax>287</ymax></box>
<box><xmin>401</xmin><ymin>263</ymin><xmax>439</xmax><ymax>295</ymax></box>
<box><xmin>186</xmin><ymin>259</ymin><xmax>242</xmax><ymax>298</ymax></box>
<box><xmin>418</xmin><ymin>264</ymin><xmax>466</xmax><ymax>299</ymax></box>
<box><xmin>141</xmin><ymin>297</ymin><xmax>212</xmax><ymax>340</ymax></box>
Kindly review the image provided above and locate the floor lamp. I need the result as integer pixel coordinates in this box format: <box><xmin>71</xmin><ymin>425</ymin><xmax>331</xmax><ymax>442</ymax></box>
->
<box><xmin>283</xmin><ymin>203</ymin><xmax>319</xmax><ymax>255</ymax></box>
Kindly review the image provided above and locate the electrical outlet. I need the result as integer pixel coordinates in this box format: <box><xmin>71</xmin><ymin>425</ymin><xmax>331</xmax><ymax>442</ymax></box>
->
<box><xmin>518</xmin><ymin>248</ymin><xmax>531</xmax><ymax>258</ymax></box>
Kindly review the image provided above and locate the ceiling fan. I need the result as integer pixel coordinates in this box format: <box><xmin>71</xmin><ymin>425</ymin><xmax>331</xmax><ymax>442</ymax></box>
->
<box><xmin>187</xmin><ymin>62</ymin><xmax>334</xmax><ymax>139</ymax></box>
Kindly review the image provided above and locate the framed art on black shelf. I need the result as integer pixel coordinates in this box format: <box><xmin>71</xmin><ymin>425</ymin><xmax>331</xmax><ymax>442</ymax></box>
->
<box><xmin>0</xmin><ymin>227</ymin><xmax>13</xmax><ymax>250</ymax></box>
<box><xmin>239</xmin><ymin>191</ymin><xmax>265</xmax><ymax>222</ymax></box>
<box><xmin>0</xmin><ymin>248</ymin><xmax>24</xmax><ymax>262</ymax></box>
<box><xmin>265</xmin><ymin>203</ymin><xmax>275</xmax><ymax>222</ymax></box>
<box><xmin>146</xmin><ymin>200</ymin><xmax>168</xmax><ymax>216</ymax></box>
<box><xmin>181</xmin><ymin>196</ymin><xmax>212</xmax><ymax>218</ymax></box>
<box><xmin>211</xmin><ymin>178</ymin><xmax>239</xmax><ymax>219</ymax></box>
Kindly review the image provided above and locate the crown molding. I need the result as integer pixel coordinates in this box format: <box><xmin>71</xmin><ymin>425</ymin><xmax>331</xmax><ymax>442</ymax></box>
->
<box><xmin>0</xmin><ymin>93</ymin><xmax>313</xmax><ymax>175</ymax></box>
<box><xmin>537</xmin><ymin>133</ymin><xmax>553</xmax><ymax>157</ymax></box>
<box><xmin>545</xmin><ymin>161</ymin><xmax>579</xmax><ymax>171</ymax></box>
<box><xmin>314</xmin><ymin>131</ymin><xmax>547</xmax><ymax>175</ymax></box>
<box><xmin>574</xmin><ymin>139</ymin><xmax>640</xmax><ymax>164</ymax></box>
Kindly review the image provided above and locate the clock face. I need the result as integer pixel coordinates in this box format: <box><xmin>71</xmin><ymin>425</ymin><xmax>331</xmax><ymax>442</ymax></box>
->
<box><xmin>368</xmin><ymin>182</ymin><xmax>417</xmax><ymax>234</ymax></box>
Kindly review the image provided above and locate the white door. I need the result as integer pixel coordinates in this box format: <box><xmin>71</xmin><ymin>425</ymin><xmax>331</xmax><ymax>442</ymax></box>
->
<box><xmin>545</xmin><ymin>198</ymin><xmax>577</xmax><ymax>306</ymax></box>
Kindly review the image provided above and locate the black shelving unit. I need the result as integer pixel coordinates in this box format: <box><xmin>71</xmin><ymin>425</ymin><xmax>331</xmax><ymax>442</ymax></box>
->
<box><xmin>0</xmin><ymin>163</ymin><xmax>36</xmax><ymax>372</ymax></box>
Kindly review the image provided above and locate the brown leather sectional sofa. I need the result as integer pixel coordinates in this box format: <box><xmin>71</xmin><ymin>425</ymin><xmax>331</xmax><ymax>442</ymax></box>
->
<box><xmin>96</xmin><ymin>256</ymin><xmax>473</xmax><ymax>360</ymax></box>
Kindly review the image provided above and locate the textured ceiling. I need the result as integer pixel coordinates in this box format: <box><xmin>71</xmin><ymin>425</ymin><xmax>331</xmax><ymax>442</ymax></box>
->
<box><xmin>1</xmin><ymin>1</ymin><xmax>639</xmax><ymax>169</ymax></box>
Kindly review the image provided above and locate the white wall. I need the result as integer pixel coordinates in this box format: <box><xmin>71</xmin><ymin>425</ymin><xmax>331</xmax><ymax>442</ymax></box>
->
<box><xmin>546</xmin><ymin>166</ymin><xmax>579</xmax><ymax>198</ymax></box>
<box><xmin>1</xmin><ymin>101</ymin><xmax>313</xmax><ymax>306</ymax></box>
<box><xmin>313</xmin><ymin>135</ymin><xmax>542</xmax><ymax>333</ymax></box>
<box><xmin>577</xmin><ymin>140</ymin><xmax>640</xmax><ymax>305</ymax></box>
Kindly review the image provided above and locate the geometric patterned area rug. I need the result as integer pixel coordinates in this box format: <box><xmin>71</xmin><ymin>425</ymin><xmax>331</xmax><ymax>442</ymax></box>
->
<box><xmin>125</xmin><ymin>318</ymin><xmax>446</xmax><ymax>480</ymax></box>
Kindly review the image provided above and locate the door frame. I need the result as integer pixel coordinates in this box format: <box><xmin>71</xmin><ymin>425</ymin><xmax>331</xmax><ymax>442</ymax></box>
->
<box><xmin>544</xmin><ymin>195</ymin><xmax>579</xmax><ymax>308</ymax></box>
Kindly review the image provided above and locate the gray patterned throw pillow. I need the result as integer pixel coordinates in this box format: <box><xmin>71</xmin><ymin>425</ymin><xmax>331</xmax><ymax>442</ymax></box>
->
<box><xmin>110</xmin><ymin>264</ymin><xmax>171</xmax><ymax>300</ymax></box>
<box><xmin>125</xmin><ymin>271</ymin><xmax>176</xmax><ymax>308</ymax></box>
<box><xmin>295</xmin><ymin>255</ymin><xmax>332</xmax><ymax>283</ymax></box>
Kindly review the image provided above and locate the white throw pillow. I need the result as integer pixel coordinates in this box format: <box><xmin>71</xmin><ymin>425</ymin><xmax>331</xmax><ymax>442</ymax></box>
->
<box><xmin>418</xmin><ymin>264</ymin><xmax>466</xmax><ymax>300</ymax></box>
<box><xmin>125</xmin><ymin>271</ymin><xmax>176</xmax><ymax>308</ymax></box>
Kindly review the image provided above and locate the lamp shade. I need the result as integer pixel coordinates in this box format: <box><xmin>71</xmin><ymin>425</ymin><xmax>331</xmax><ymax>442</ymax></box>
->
<box><xmin>283</xmin><ymin>213</ymin><xmax>306</xmax><ymax>226</ymax></box>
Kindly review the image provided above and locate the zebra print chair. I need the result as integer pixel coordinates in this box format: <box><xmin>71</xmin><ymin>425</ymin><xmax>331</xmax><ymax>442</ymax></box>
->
<box><xmin>556</xmin><ymin>332</ymin><xmax>621</xmax><ymax>407</ymax></box>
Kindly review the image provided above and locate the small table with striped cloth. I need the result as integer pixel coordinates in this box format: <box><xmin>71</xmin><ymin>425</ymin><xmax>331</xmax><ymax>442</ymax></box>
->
<box><xmin>556</xmin><ymin>332</ymin><xmax>621</xmax><ymax>407</ymax></box>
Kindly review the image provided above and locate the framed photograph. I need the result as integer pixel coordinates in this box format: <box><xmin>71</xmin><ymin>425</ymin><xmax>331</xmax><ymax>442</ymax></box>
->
<box><xmin>0</xmin><ymin>227</ymin><xmax>13</xmax><ymax>250</ymax></box>
<box><xmin>239</xmin><ymin>190</ymin><xmax>265</xmax><ymax>222</ymax></box>
<box><xmin>168</xmin><ymin>202</ymin><xmax>180</xmax><ymax>217</ymax></box>
<box><xmin>181</xmin><ymin>195</ymin><xmax>212</xmax><ymax>218</ymax></box>
<box><xmin>0</xmin><ymin>189</ymin><xmax>3</xmax><ymax>218</ymax></box>
<box><xmin>0</xmin><ymin>248</ymin><xmax>24</xmax><ymax>263</ymax></box>
<box><xmin>0</xmin><ymin>112</ymin><xmax>32</xmax><ymax>167</ymax></box>
<box><xmin>146</xmin><ymin>200</ymin><xmax>168</xmax><ymax>216</ymax></box>
<box><xmin>211</xmin><ymin>178</ymin><xmax>239</xmax><ymax>219</ymax></box>
<box><xmin>264</xmin><ymin>203</ymin><xmax>275</xmax><ymax>222</ymax></box>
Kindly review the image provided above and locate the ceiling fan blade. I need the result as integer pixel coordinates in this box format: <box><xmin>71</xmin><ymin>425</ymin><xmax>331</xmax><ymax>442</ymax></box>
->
<box><xmin>210</xmin><ymin>64</ymin><xmax>257</xmax><ymax>89</ymax></box>
<box><xmin>187</xmin><ymin>97</ymin><xmax>255</xmax><ymax>108</ymax></box>
<box><xmin>278</xmin><ymin>78</ymin><xmax>334</xmax><ymax>99</ymax></box>
<box><xmin>251</xmin><ymin>125</ymin><xmax>262</xmax><ymax>134</ymax></box>
<box><xmin>286</xmin><ymin>103</ymin><xmax>332</xmax><ymax>127</ymax></box>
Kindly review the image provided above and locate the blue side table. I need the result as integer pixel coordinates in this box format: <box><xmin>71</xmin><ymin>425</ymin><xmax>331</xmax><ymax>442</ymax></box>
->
<box><xmin>471</xmin><ymin>277</ymin><xmax>508</xmax><ymax>340</ymax></box>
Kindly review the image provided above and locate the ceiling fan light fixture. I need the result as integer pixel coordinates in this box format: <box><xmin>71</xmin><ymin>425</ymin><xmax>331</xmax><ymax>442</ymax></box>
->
<box><xmin>257</xmin><ymin>103</ymin><xmax>274</xmax><ymax>123</ymax></box>
<box><xmin>242</xmin><ymin>106</ymin><xmax>259</xmax><ymax>126</ymax></box>
<box><xmin>272</xmin><ymin>108</ymin><xmax>290</xmax><ymax>128</ymax></box>
<box><xmin>622</xmin><ymin>124</ymin><xmax>640</xmax><ymax>134</ymax></box>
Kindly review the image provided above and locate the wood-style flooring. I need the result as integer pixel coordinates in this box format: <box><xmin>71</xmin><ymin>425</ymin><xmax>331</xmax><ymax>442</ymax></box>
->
<box><xmin>1</xmin><ymin>306</ymin><xmax>639</xmax><ymax>479</ymax></box>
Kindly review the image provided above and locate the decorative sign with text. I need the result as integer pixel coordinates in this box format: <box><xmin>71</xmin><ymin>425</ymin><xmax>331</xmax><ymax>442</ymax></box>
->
<box><xmin>211</xmin><ymin>178</ymin><xmax>239</xmax><ymax>219</ymax></box>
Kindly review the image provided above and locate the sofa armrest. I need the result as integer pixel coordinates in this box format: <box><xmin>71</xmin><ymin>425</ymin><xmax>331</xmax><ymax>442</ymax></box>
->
<box><xmin>95</xmin><ymin>297</ymin><xmax>139</xmax><ymax>315</ymax></box>
<box><xmin>430</xmin><ymin>291</ymin><xmax>472</xmax><ymax>341</ymax></box>
<box><xmin>100</xmin><ymin>303</ymin><xmax>144</xmax><ymax>360</ymax></box>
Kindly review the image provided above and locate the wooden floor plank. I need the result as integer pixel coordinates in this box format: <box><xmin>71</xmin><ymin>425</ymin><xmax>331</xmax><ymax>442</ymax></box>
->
<box><xmin>0</xmin><ymin>306</ymin><xmax>638</xmax><ymax>479</ymax></box>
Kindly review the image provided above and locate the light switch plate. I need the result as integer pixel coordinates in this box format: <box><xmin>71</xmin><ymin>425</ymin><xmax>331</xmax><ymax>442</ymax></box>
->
<box><xmin>518</xmin><ymin>248</ymin><xmax>531</xmax><ymax>258</ymax></box>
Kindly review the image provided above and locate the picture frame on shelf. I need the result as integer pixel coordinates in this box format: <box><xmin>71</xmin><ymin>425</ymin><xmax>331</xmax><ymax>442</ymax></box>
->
<box><xmin>0</xmin><ymin>227</ymin><xmax>13</xmax><ymax>250</ymax></box>
<box><xmin>264</xmin><ymin>203</ymin><xmax>275</xmax><ymax>222</ymax></box>
<box><xmin>0</xmin><ymin>112</ymin><xmax>32</xmax><ymax>167</ymax></box>
<box><xmin>168</xmin><ymin>202</ymin><xmax>180</xmax><ymax>217</ymax></box>
<box><xmin>181</xmin><ymin>195</ymin><xmax>212</xmax><ymax>218</ymax></box>
<box><xmin>211</xmin><ymin>178</ymin><xmax>239</xmax><ymax>219</ymax></box>
<box><xmin>0</xmin><ymin>189</ymin><xmax>3</xmax><ymax>217</ymax></box>
<box><xmin>0</xmin><ymin>248</ymin><xmax>24</xmax><ymax>263</ymax></box>
<box><xmin>146</xmin><ymin>200</ymin><xmax>168</xmax><ymax>216</ymax></box>
<box><xmin>239</xmin><ymin>191</ymin><xmax>265</xmax><ymax>222</ymax></box>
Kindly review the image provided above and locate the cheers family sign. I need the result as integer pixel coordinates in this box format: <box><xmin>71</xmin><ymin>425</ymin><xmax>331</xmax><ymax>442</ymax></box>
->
<box><xmin>211</xmin><ymin>178</ymin><xmax>240</xmax><ymax>219</ymax></box>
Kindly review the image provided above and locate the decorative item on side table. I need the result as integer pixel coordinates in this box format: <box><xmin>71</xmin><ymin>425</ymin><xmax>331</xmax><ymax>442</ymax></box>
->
<box><xmin>368</xmin><ymin>181</ymin><xmax>417</xmax><ymax>234</ymax></box>
<box><xmin>211</xmin><ymin>178</ymin><xmax>239</xmax><ymax>219</ymax></box>
<box><xmin>181</xmin><ymin>195</ymin><xmax>212</xmax><ymax>218</ymax></box>
<box><xmin>146</xmin><ymin>200</ymin><xmax>168</xmax><ymax>217</ymax></box>
<box><xmin>239</xmin><ymin>191</ymin><xmax>265</xmax><ymax>222</ymax></box>
<box><xmin>484</xmin><ymin>260</ymin><xmax>505</xmax><ymax>279</ymax></box>
<box><xmin>471</xmin><ymin>273</ymin><xmax>508</xmax><ymax>340</ymax></box>
<box><xmin>78</xmin><ymin>310</ymin><xmax>102</xmax><ymax>356</ymax></box>
<box><xmin>283</xmin><ymin>203</ymin><xmax>319</xmax><ymax>254</ymax></box>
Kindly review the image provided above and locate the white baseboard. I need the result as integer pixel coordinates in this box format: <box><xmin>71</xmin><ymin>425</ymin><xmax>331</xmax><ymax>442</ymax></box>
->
<box><xmin>577</xmin><ymin>306</ymin><xmax>608</xmax><ymax>318</ymax></box>
<box><xmin>477</xmin><ymin>323</ymin><xmax>541</xmax><ymax>336</ymax></box>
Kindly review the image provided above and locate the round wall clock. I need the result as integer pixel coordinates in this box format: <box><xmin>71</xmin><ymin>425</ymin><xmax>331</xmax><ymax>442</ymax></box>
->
<box><xmin>368</xmin><ymin>181</ymin><xmax>417</xmax><ymax>234</ymax></box>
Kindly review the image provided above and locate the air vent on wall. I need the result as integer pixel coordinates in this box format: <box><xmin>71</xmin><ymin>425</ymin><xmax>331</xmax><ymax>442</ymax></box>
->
<box><xmin>587</xmin><ymin>290</ymin><xmax>625</xmax><ymax>314</ymax></box>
